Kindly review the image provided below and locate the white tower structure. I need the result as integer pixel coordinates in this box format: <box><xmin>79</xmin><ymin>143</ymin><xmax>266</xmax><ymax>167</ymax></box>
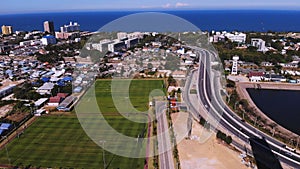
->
<box><xmin>231</xmin><ymin>55</ymin><xmax>239</xmax><ymax>75</ymax></box>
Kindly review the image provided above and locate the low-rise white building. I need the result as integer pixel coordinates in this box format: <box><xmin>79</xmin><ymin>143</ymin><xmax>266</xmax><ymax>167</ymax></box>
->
<box><xmin>279</xmin><ymin>62</ymin><xmax>298</xmax><ymax>68</ymax></box>
<box><xmin>19</xmin><ymin>40</ymin><xmax>42</xmax><ymax>46</ymax></box>
<box><xmin>261</xmin><ymin>62</ymin><xmax>273</xmax><ymax>67</ymax></box>
<box><xmin>172</xmin><ymin>70</ymin><xmax>186</xmax><ymax>79</ymax></box>
<box><xmin>225</xmin><ymin>32</ymin><xmax>246</xmax><ymax>43</ymax></box>
<box><xmin>34</xmin><ymin>98</ymin><xmax>48</xmax><ymax>108</ymax></box>
<box><xmin>249</xmin><ymin>76</ymin><xmax>262</xmax><ymax>82</ymax></box>
<box><xmin>41</xmin><ymin>35</ymin><xmax>57</xmax><ymax>45</ymax></box>
<box><xmin>36</xmin><ymin>82</ymin><xmax>55</xmax><ymax>95</ymax></box>
<box><xmin>117</xmin><ymin>32</ymin><xmax>127</xmax><ymax>40</ymax></box>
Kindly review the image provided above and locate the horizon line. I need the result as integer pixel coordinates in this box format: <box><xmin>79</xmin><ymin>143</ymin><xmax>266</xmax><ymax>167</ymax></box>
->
<box><xmin>1</xmin><ymin>8</ymin><xmax>300</xmax><ymax>15</ymax></box>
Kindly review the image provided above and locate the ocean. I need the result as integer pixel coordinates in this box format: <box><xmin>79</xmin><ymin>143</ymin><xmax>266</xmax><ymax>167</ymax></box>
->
<box><xmin>0</xmin><ymin>10</ymin><xmax>300</xmax><ymax>32</ymax></box>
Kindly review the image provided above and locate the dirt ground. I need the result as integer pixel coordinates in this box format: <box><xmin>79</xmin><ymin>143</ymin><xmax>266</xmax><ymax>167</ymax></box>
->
<box><xmin>6</xmin><ymin>112</ymin><xmax>29</xmax><ymax>122</ymax></box>
<box><xmin>0</xmin><ymin>104</ymin><xmax>13</xmax><ymax>118</ymax></box>
<box><xmin>172</xmin><ymin>112</ymin><xmax>250</xmax><ymax>169</ymax></box>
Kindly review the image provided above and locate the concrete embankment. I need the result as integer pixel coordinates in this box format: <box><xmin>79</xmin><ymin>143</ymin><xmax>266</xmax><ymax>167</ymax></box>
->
<box><xmin>238</xmin><ymin>82</ymin><xmax>300</xmax><ymax>91</ymax></box>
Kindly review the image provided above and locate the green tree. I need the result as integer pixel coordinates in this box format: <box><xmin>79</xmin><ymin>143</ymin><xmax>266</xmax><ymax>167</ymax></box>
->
<box><xmin>225</xmin><ymin>136</ymin><xmax>232</xmax><ymax>145</ymax></box>
<box><xmin>271</xmin><ymin>41</ymin><xmax>283</xmax><ymax>51</ymax></box>
<box><xmin>216</xmin><ymin>130</ymin><xmax>226</xmax><ymax>140</ymax></box>
<box><xmin>147</xmin><ymin>63</ymin><xmax>153</xmax><ymax>69</ymax></box>
<box><xmin>167</xmin><ymin>76</ymin><xmax>177</xmax><ymax>86</ymax></box>
<box><xmin>13</xmin><ymin>83</ymin><xmax>41</xmax><ymax>100</ymax></box>
<box><xmin>239</xmin><ymin>99</ymin><xmax>248</xmax><ymax>107</ymax></box>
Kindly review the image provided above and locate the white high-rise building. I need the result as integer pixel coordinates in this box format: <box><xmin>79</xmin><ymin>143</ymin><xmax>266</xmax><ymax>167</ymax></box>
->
<box><xmin>92</xmin><ymin>39</ymin><xmax>113</xmax><ymax>52</ymax></box>
<box><xmin>125</xmin><ymin>38</ymin><xmax>139</xmax><ymax>48</ymax></box>
<box><xmin>108</xmin><ymin>40</ymin><xmax>126</xmax><ymax>52</ymax></box>
<box><xmin>251</xmin><ymin>38</ymin><xmax>268</xmax><ymax>52</ymax></box>
<box><xmin>60</xmin><ymin>22</ymin><xmax>80</xmax><ymax>33</ymax></box>
<box><xmin>231</xmin><ymin>55</ymin><xmax>239</xmax><ymax>75</ymax></box>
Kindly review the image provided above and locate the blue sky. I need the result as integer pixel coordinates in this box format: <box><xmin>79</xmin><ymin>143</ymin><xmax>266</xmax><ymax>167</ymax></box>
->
<box><xmin>1</xmin><ymin>0</ymin><xmax>300</xmax><ymax>14</ymax></box>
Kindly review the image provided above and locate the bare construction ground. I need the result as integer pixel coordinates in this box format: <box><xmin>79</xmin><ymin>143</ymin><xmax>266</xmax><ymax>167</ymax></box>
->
<box><xmin>171</xmin><ymin>113</ymin><xmax>249</xmax><ymax>169</ymax></box>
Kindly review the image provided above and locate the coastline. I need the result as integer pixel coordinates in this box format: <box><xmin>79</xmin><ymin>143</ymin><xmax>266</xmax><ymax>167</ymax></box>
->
<box><xmin>1</xmin><ymin>10</ymin><xmax>300</xmax><ymax>32</ymax></box>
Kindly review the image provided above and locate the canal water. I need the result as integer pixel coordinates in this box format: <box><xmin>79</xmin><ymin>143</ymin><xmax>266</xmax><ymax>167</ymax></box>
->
<box><xmin>246</xmin><ymin>88</ymin><xmax>300</xmax><ymax>136</ymax></box>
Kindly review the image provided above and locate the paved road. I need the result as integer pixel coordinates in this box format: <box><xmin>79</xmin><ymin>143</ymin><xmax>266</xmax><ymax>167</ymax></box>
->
<box><xmin>184</xmin><ymin>46</ymin><xmax>300</xmax><ymax>168</ymax></box>
<box><xmin>155</xmin><ymin>101</ymin><xmax>175</xmax><ymax>169</ymax></box>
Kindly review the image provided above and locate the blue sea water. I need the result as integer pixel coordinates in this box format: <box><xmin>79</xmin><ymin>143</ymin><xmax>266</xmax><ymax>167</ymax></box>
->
<box><xmin>0</xmin><ymin>10</ymin><xmax>300</xmax><ymax>32</ymax></box>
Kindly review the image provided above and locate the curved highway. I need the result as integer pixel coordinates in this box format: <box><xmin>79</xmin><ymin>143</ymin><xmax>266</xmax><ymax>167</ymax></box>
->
<box><xmin>188</xmin><ymin>47</ymin><xmax>300</xmax><ymax>168</ymax></box>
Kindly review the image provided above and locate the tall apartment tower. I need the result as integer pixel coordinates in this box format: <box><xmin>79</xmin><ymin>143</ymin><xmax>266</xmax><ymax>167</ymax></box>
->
<box><xmin>231</xmin><ymin>55</ymin><xmax>239</xmax><ymax>75</ymax></box>
<box><xmin>1</xmin><ymin>25</ymin><xmax>13</xmax><ymax>35</ymax></box>
<box><xmin>60</xmin><ymin>22</ymin><xmax>80</xmax><ymax>33</ymax></box>
<box><xmin>44</xmin><ymin>21</ymin><xmax>55</xmax><ymax>35</ymax></box>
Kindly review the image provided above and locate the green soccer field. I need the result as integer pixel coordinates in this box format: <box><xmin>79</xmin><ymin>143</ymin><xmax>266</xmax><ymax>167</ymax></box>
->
<box><xmin>0</xmin><ymin>79</ymin><xmax>165</xmax><ymax>169</ymax></box>
<box><xmin>95</xmin><ymin>79</ymin><xmax>165</xmax><ymax>114</ymax></box>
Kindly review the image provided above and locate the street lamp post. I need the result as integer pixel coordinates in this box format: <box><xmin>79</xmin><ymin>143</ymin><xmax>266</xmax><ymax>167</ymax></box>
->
<box><xmin>254</xmin><ymin>116</ymin><xmax>258</xmax><ymax>127</ymax></box>
<box><xmin>100</xmin><ymin>140</ymin><xmax>106</xmax><ymax>169</ymax></box>
<box><xmin>234</xmin><ymin>101</ymin><xmax>238</xmax><ymax>110</ymax></box>
<box><xmin>272</xmin><ymin>127</ymin><xmax>276</xmax><ymax>137</ymax></box>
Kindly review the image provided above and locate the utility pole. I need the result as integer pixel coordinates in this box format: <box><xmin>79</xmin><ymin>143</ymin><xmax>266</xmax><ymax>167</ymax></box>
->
<box><xmin>187</xmin><ymin>112</ymin><xmax>192</xmax><ymax>138</ymax></box>
<box><xmin>234</xmin><ymin>101</ymin><xmax>238</xmax><ymax>110</ymax></box>
<box><xmin>227</xmin><ymin>94</ymin><xmax>231</xmax><ymax>104</ymax></box>
<box><xmin>242</xmin><ymin>110</ymin><xmax>245</xmax><ymax>120</ymax></box>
